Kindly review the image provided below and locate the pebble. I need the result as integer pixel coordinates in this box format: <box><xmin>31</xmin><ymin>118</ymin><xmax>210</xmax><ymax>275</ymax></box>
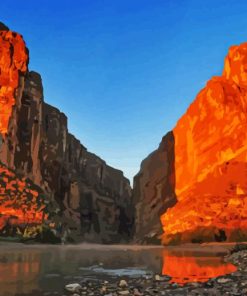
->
<box><xmin>65</xmin><ymin>283</ymin><xmax>82</xmax><ymax>293</ymax></box>
<box><xmin>217</xmin><ymin>278</ymin><xmax>232</xmax><ymax>284</ymax></box>
<box><xmin>133</xmin><ymin>288</ymin><xmax>143</xmax><ymax>295</ymax></box>
<box><xmin>154</xmin><ymin>274</ymin><xmax>161</xmax><ymax>281</ymax></box>
<box><xmin>119</xmin><ymin>279</ymin><xmax>128</xmax><ymax>287</ymax></box>
<box><xmin>100</xmin><ymin>286</ymin><xmax>107</xmax><ymax>293</ymax></box>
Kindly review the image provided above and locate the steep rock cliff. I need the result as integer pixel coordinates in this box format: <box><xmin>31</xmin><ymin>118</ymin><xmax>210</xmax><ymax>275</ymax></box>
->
<box><xmin>0</xmin><ymin>26</ymin><xmax>28</xmax><ymax>134</ymax></box>
<box><xmin>133</xmin><ymin>132</ymin><xmax>176</xmax><ymax>243</ymax></box>
<box><xmin>0</xmin><ymin>24</ymin><xmax>133</xmax><ymax>243</ymax></box>
<box><xmin>134</xmin><ymin>42</ymin><xmax>247</xmax><ymax>244</ymax></box>
<box><xmin>161</xmin><ymin>42</ymin><xmax>247</xmax><ymax>244</ymax></box>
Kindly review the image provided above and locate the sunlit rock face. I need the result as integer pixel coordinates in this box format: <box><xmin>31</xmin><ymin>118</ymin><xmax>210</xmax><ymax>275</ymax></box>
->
<box><xmin>0</xmin><ymin>27</ymin><xmax>28</xmax><ymax>134</ymax></box>
<box><xmin>0</xmin><ymin>162</ymin><xmax>47</xmax><ymax>232</ymax></box>
<box><xmin>161</xmin><ymin>42</ymin><xmax>247</xmax><ymax>244</ymax></box>
<box><xmin>0</xmin><ymin>25</ymin><xmax>45</xmax><ymax>233</ymax></box>
<box><xmin>133</xmin><ymin>42</ymin><xmax>247</xmax><ymax>244</ymax></box>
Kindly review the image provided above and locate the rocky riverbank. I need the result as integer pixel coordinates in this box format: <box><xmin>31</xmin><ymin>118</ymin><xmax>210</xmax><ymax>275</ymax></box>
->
<box><xmin>58</xmin><ymin>244</ymin><xmax>247</xmax><ymax>296</ymax></box>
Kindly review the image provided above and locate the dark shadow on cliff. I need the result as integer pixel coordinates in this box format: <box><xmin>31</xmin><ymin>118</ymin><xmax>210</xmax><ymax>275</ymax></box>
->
<box><xmin>133</xmin><ymin>131</ymin><xmax>177</xmax><ymax>244</ymax></box>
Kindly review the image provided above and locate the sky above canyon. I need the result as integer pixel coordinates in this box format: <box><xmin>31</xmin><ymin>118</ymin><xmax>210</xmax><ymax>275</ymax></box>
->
<box><xmin>1</xmin><ymin>0</ymin><xmax>247</xmax><ymax>182</ymax></box>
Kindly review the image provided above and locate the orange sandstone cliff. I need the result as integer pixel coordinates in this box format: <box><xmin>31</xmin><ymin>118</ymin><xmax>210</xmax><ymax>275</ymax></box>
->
<box><xmin>0</xmin><ymin>23</ymin><xmax>28</xmax><ymax>134</ymax></box>
<box><xmin>0</xmin><ymin>23</ymin><xmax>47</xmax><ymax>236</ymax></box>
<box><xmin>134</xmin><ymin>42</ymin><xmax>247</xmax><ymax>244</ymax></box>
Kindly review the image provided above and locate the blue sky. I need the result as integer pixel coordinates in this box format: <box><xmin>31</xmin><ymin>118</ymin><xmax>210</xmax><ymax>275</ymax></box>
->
<box><xmin>1</xmin><ymin>0</ymin><xmax>247</xmax><ymax>182</ymax></box>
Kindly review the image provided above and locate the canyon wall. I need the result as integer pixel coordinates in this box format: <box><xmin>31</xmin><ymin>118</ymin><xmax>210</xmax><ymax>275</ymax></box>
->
<box><xmin>134</xmin><ymin>42</ymin><xmax>247</xmax><ymax>244</ymax></box>
<box><xmin>3</xmin><ymin>22</ymin><xmax>247</xmax><ymax>245</ymax></box>
<box><xmin>133</xmin><ymin>132</ymin><xmax>176</xmax><ymax>243</ymax></box>
<box><xmin>0</xmin><ymin>24</ymin><xmax>133</xmax><ymax>243</ymax></box>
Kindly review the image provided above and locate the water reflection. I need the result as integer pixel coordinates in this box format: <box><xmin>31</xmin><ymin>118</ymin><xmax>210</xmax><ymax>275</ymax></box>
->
<box><xmin>0</xmin><ymin>251</ymin><xmax>41</xmax><ymax>296</ymax></box>
<box><xmin>162</xmin><ymin>249</ymin><xmax>237</xmax><ymax>284</ymax></box>
<box><xmin>0</xmin><ymin>244</ymin><xmax>237</xmax><ymax>296</ymax></box>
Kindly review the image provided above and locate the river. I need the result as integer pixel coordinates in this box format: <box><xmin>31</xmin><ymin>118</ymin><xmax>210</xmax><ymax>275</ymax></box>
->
<box><xmin>0</xmin><ymin>242</ymin><xmax>237</xmax><ymax>296</ymax></box>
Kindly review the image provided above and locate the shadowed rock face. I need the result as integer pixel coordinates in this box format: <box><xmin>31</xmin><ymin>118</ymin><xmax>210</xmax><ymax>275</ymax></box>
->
<box><xmin>133</xmin><ymin>132</ymin><xmax>176</xmax><ymax>244</ymax></box>
<box><xmin>0</xmin><ymin>24</ymin><xmax>133</xmax><ymax>243</ymax></box>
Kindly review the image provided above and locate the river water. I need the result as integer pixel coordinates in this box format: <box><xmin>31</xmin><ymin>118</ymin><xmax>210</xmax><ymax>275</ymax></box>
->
<box><xmin>0</xmin><ymin>243</ymin><xmax>237</xmax><ymax>296</ymax></box>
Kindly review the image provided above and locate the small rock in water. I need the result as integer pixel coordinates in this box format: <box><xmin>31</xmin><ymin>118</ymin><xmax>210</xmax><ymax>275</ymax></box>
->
<box><xmin>65</xmin><ymin>283</ymin><xmax>82</xmax><ymax>293</ymax></box>
<box><xmin>119</xmin><ymin>279</ymin><xmax>128</xmax><ymax>287</ymax></box>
